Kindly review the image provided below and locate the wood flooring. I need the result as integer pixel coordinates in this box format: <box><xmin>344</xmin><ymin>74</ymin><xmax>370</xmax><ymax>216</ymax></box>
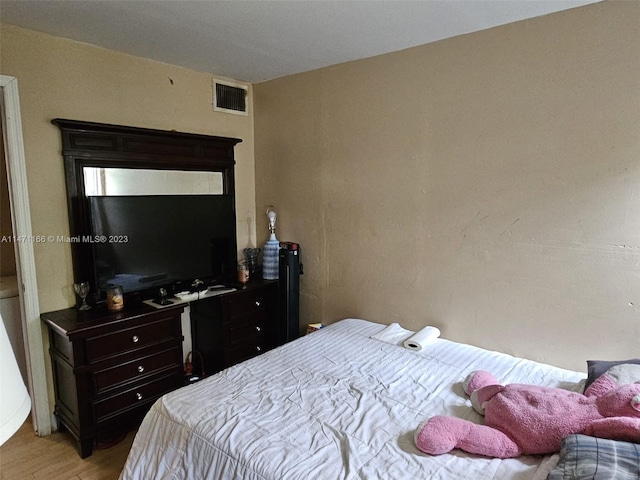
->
<box><xmin>0</xmin><ymin>419</ymin><xmax>135</xmax><ymax>480</ymax></box>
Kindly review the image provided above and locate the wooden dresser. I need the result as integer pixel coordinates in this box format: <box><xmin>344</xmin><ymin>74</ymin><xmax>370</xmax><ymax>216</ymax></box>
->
<box><xmin>41</xmin><ymin>304</ymin><xmax>185</xmax><ymax>458</ymax></box>
<box><xmin>190</xmin><ymin>280</ymin><xmax>279</xmax><ymax>374</ymax></box>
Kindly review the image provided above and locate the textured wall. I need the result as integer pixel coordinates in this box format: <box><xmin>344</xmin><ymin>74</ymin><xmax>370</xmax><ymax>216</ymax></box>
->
<box><xmin>254</xmin><ymin>1</ymin><xmax>640</xmax><ymax>370</ymax></box>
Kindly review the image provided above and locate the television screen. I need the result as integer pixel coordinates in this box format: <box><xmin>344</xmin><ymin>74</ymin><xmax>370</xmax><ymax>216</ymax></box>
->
<box><xmin>88</xmin><ymin>195</ymin><xmax>237</xmax><ymax>294</ymax></box>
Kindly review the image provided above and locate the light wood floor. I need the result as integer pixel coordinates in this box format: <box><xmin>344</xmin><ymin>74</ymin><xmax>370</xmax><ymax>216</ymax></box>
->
<box><xmin>0</xmin><ymin>419</ymin><xmax>135</xmax><ymax>480</ymax></box>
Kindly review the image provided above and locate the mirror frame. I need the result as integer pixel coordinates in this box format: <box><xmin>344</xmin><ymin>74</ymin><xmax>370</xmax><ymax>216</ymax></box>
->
<box><xmin>53</xmin><ymin>118</ymin><xmax>242</xmax><ymax>302</ymax></box>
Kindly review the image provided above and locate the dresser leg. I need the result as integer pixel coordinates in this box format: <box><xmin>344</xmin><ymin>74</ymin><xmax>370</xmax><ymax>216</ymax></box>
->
<box><xmin>79</xmin><ymin>438</ymin><xmax>94</xmax><ymax>458</ymax></box>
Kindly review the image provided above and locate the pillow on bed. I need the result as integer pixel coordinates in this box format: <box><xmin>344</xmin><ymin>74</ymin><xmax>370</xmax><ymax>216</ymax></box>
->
<box><xmin>584</xmin><ymin>359</ymin><xmax>640</xmax><ymax>389</ymax></box>
<box><xmin>547</xmin><ymin>434</ymin><xmax>640</xmax><ymax>480</ymax></box>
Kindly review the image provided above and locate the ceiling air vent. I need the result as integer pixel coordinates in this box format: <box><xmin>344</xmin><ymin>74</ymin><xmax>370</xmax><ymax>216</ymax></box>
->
<box><xmin>213</xmin><ymin>80</ymin><xmax>248</xmax><ymax>115</ymax></box>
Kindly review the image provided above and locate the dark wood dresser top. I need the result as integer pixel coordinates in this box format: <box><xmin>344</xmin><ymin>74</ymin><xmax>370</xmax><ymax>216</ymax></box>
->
<box><xmin>41</xmin><ymin>303</ymin><xmax>185</xmax><ymax>337</ymax></box>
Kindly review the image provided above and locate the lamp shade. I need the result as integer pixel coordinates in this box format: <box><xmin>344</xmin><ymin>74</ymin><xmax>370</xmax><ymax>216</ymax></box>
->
<box><xmin>0</xmin><ymin>312</ymin><xmax>31</xmax><ymax>445</ymax></box>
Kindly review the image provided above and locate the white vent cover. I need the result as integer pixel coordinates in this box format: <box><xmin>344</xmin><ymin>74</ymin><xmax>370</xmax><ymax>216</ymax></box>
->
<box><xmin>213</xmin><ymin>79</ymin><xmax>248</xmax><ymax>115</ymax></box>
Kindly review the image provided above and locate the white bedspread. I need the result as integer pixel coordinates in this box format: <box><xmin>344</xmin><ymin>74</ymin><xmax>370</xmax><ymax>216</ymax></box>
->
<box><xmin>120</xmin><ymin>319</ymin><xmax>585</xmax><ymax>480</ymax></box>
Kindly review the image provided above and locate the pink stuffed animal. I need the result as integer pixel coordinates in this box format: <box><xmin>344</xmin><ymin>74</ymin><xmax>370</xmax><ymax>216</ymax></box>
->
<box><xmin>415</xmin><ymin>369</ymin><xmax>640</xmax><ymax>458</ymax></box>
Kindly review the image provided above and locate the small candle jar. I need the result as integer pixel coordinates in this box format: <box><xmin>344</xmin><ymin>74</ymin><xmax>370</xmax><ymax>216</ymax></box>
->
<box><xmin>106</xmin><ymin>285</ymin><xmax>124</xmax><ymax>312</ymax></box>
<box><xmin>237</xmin><ymin>262</ymin><xmax>249</xmax><ymax>284</ymax></box>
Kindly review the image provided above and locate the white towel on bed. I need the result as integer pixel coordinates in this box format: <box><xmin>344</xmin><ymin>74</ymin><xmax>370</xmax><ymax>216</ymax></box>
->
<box><xmin>370</xmin><ymin>323</ymin><xmax>414</xmax><ymax>345</ymax></box>
<box><xmin>403</xmin><ymin>326</ymin><xmax>441</xmax><ymax>351</ymax></box>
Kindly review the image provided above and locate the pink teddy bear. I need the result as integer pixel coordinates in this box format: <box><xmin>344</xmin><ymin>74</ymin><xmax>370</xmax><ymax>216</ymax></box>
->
<box><xmin>415</xmin><ymin>369</ymin><xmax>640</xmax><ymax>458</ymax></box>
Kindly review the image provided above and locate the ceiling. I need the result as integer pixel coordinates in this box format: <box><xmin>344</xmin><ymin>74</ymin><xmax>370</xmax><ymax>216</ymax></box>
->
<box><xmin>0</xmin><ymin>0</ymin><xmax>599</xmax><ymax>83</ymax></box>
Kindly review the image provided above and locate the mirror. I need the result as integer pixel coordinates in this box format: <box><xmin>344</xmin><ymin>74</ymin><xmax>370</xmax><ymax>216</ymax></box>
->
<box><xmin>53</xmin><ymin>118</ymin><xmax>242</xmax><ymax>301</ymax></box>
<box><xmin>83</xmin><ymin>167</ymin><xmax>224</xmax><ymax>196</ymax></box>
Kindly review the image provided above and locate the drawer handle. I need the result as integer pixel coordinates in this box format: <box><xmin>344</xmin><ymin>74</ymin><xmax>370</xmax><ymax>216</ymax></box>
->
<box><xmin>255</xmin><ymin>326</ymin><xmax>262</xmax><ymax>332</ymax></box>
<box><xmin>255</xmin><ymin>346</ymin><xmax>262</xmax><ymax>352</ymax></box>
<box><xmin>137</xmin><ymin>365</ymin><xmax>145</xmax><ymax>373</ymax></box>
<box><xmin>255</xmin><ymin>301</ymin><xmax>261</xmax><ymax>307</ymax></box>
<box><xmin>136</xmin><ymin>392</ymin><xmax>143</xmax><ymax>401</ymax></box>
<box><xmin>132</xmin><ymin>335</ymin><xmax>140</xmax><ymax>343</ymax></box>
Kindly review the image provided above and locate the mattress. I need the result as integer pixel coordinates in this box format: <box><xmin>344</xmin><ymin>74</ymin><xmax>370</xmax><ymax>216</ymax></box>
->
<box><xmin>120</xmin><ymin>319</ymin><xmax>585</xmax><ymax>480</ymax></box>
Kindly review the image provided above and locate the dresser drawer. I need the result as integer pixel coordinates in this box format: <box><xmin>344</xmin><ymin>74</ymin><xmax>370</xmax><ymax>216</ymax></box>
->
<box><xmin>227</xmin><ymin>340</ymin><xmax>267</xmax><ymax>365</ymax></box>
<box><xmin>223</xmin><ymin>288</ymin><xmax>268</xmax><ymax>320</ymax></box>
<box><xmin>226</xmin><ymin>315</ymin><xmax>266</xmax><ymax>342</ymax></box>
<box><xmin>85</xmin><ymin>315</ymin><xmax>179</xmax><ymax>363</ymax></box>
<box><xmin>93</xmin><ymin>347</ymin><xmax>182</xmax><ymax>395</ymax></box>
<box><xmin>93</xmin><ymin>373</ymin><xmax>178</xmax><ymax>423</ymax></box>
<box><xmin>225</xmin><ymin>315</ymin><xmax>268</xmax><ymax>364</ymax></box>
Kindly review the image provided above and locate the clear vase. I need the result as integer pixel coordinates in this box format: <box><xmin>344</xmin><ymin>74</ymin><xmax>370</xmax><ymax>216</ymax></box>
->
<box><xmin>242</xmin><ymin>247</ymin><xmax>261</xmax><ymax>280</ymax></box>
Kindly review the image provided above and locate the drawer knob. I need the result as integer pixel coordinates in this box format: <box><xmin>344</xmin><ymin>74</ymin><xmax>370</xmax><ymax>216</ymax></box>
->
<box><xmin>132</xmin><ymin>335</ymin><xmax>140</xmax><ymax>343</ymax></box>
<box><xmin>136</xmin><ymin>392</ymin><xmax>143</xmax><ymax>401</ymax></box>
<box><xmin>255</xmin><ymin>346</ymin><xmax>262</xmax><ymax>352</ymax></box>
<box><xmin>137</xmin><ymin>365</ymin><xmax>145</xmax><ymax>373</ymax></box>
<box><xmin>255</xmin><ymin>326</ymin><xmax>262</xmax><ymax>332</ymax></box>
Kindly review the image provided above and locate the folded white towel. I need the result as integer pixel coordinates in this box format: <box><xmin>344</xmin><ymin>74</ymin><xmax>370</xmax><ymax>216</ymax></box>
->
<box><xmin>370</xmin><ymin>323</ymin><xmax>414</xmax><ymax>345</ymax></box>
<box><xmin>403</xmin><ymin>326</ymin><xmax>441</xmax><ymax>351</ymax></box>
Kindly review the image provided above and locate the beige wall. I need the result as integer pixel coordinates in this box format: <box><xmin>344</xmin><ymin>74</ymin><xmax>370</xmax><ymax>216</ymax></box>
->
<box><xmin>254</xmin><ymin>1</ymin><xmax>640</xmax><ymax>371</ymax></box>
<box><xmin>0</xmin><ymin>24</ymin><xmax>257</xmax><ymax>312</ymax></box>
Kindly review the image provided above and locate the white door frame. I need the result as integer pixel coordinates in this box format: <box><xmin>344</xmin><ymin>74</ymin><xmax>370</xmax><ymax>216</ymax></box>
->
<box><xmin>1</xmin><ymin>75</ymin><xmax>51</xmax><ymax>436</ymax></box>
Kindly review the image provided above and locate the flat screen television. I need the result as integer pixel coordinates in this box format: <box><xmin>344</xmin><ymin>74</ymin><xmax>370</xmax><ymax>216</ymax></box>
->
<box><xmin>88</xmin><ymin>194</ymin><xmax>237</xmax><ymax>296</ymax></box>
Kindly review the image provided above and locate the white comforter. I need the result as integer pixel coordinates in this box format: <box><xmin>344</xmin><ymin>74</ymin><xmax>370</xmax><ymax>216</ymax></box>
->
<box><xmin>120</xmin><ymin>319</ymin><xmax>585</xmax><ymax>480</ymax></box>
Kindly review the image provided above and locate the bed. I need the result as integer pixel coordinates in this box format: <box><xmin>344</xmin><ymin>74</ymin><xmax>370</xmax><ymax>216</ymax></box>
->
<box><xmin>120</xmin><ymin>318</ymin><xmax>586</xmax><ymax>480</ymax></box>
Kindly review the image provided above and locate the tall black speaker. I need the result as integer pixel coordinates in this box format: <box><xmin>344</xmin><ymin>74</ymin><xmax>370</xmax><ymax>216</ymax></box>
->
<box><xmin>279</xmin><ymin>242</ymin><xmax>302</xmax><ymax>344</ymax></box>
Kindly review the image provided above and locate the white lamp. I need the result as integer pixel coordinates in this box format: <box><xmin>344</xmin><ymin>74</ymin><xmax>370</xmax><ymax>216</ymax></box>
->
<box><xmin>266</xmin><ymin>207</ymin><xmax>277</xmax><ymax>235</ymax></box>
<box><xmin>262</xmin><ymin>206</ymin><xmax>280</xmax><ymax>280</ymax></box>
<box><xmin>0</xmin><ymin>312</ymin><xmax>31</xmax><ymax>445</ymax></box>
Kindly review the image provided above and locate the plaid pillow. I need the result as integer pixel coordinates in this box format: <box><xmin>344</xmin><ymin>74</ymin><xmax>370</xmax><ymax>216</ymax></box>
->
<box><xmin>548</xmin><ymin>434</ymin><xmax>640</xmax><ymax>480</ymax></box>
